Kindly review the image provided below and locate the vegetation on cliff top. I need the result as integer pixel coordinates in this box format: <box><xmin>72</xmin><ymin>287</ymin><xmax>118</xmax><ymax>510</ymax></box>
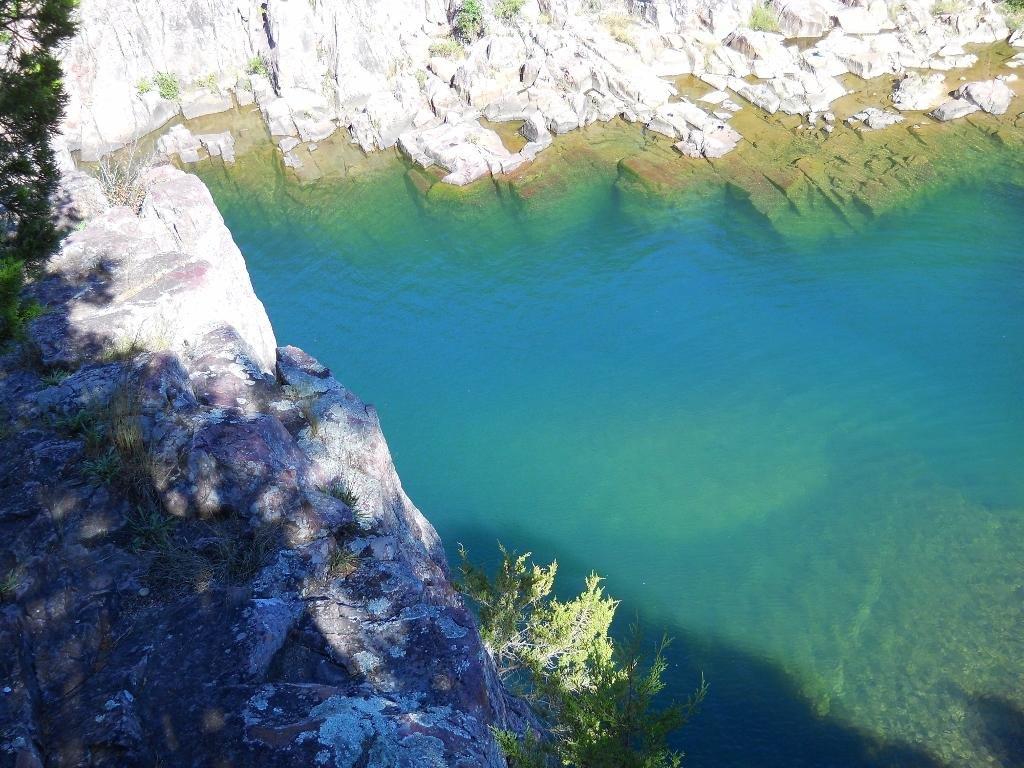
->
<box><xmin>0</xmin><ymin>0</ymin><xmax>77</xmax><ymax>341</ymax></box>
<box><xmin>458</xmin><ymin>544</ymin><xmax>707</xmax><ymax>767</ymax></box>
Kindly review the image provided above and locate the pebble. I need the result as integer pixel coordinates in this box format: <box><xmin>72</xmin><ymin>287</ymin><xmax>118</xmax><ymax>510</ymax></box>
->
<box><xmin>138</xmin><ymin>587</ymin><xmax>150</xmax><ymax>597</ymax></box>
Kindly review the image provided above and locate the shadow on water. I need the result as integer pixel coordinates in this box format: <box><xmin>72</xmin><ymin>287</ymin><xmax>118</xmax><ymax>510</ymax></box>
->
<box><xmin>968</xmin><ymin>695</ymin><xmax>1024</xmax><ymax>768</ymax></box>
<box><xmin>446</xmin><ymin>522</ymin><xmax>950</xmax><ymax>768</ymax></box>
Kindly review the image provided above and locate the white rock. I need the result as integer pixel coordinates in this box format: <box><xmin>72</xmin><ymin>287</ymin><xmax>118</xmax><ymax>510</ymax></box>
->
<box><xmin>954</xmin><ymin>79</ymin><xmax>1015</xmax><ymax>114</ymax></box>
<box><xmin>261</xmin><ymin>98</ymin><xmax>297</xmax><ymax>137</ymax></box>
<box><xmin>180</xmin><ymin>90</ymin><xmax>233</xmax><ymax>120</ymax></box>
<box><xmin>197</xmin><ymin>132</ymin><xmax>236</xmax><ymax>163</ymax></box>
<box><xmin>851</xmin><ymin>107</ymin><xmax>905</xmax><ymax>129</ymax></box>
<box><xmin>736</xmin><ymin>82</ymin><xmax>782</xmax><ymax>114</ymax></box>
<box><xmin>892</xmin><ymin>71</ymin><xmax>948</xmax><ymax>111</ymax></box>
<box><xmin>674</xmin><ymin>122</ymin><xmax>742</xmax><ymax>159</ymax></box>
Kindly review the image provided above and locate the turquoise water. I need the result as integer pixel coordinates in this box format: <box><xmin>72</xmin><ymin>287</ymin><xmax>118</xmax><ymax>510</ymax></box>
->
<box><xmin>199</xmin><ymin>146</ymin><xmax>1024</xmax><ymax>767</ymax></box>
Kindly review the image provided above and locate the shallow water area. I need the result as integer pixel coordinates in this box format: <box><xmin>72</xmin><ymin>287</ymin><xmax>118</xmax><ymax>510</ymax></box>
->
<box><xmin>195</xmin><ymin>108</ymin><xmax>1024</xmax><ymax>767</ymax></box>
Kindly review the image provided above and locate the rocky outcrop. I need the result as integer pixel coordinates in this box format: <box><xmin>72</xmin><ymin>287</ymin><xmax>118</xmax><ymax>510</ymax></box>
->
<box><xmin>60</xmin><ymin>0</ymin><xmax>1020</xmax><ymax>181</ymax></box>
<box><xmin>0</xmin><ymin>166</ymin><xmax>518</xmax><ymax>767</ymax></box>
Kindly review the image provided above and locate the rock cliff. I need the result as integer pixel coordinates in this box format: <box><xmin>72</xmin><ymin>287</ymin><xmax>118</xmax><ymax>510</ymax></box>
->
<box><xmin>0</xmin><ymin>166</ymin><xmax>520</xmax><ymax>767</ymax></box>
<box><xmin>58</xmin><ymin>0</ymin><xmax>1020</xmax><ymax>178</ymax></box>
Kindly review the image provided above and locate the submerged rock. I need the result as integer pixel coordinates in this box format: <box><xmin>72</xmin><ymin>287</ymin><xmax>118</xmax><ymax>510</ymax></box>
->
<box><xmin>929</xmin><ymin>97</ymin><xmax>981</xmax><ymax>121</ymax></box>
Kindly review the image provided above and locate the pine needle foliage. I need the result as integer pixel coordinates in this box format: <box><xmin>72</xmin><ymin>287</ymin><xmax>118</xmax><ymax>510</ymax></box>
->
<box><xmin>458</xmin><ymin>544</ymin><xmax>707</xmax><ymax>768</ymax></box>
<box><xmin>0</xmin><ymin>0</ymin><xmax>78</xmax><ymax>340</ymax></box>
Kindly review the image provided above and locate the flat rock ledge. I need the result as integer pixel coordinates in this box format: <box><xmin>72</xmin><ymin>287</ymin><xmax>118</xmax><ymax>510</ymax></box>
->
<box><xmin>0</xmin><ymin>167</ymin><xmax>521</xmax><ymax>767</ymax></box>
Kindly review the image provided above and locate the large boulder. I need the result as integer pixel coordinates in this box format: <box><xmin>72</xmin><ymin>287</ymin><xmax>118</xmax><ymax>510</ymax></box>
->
<box><xmin>892</xmin><ymin>71</ymin><xmax>948</xmax><ymax>111</ymax></box>
<box><xmin>954</xmin><ymin>78</ymin><xmax>1015</xmax><ymax>114</ymax></box>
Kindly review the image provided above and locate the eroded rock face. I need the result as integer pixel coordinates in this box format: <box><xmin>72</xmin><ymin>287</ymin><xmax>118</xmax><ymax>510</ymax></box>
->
<box><xmin>0</xmin><ymin>167</ymin><xmax>517</xmax><ymax>767</ymax></box>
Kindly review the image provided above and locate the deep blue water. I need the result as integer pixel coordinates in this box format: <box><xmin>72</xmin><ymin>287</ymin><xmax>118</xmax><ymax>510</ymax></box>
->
<box><xmin>200</xmin><ymin>149</ymin><xmax>1024</xmax><ymax>768</ymax></box>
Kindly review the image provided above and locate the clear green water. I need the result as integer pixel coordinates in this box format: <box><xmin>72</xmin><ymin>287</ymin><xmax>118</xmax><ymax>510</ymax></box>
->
<box><xmin>198</xmin><ymin>142</ymin><xmax>1024</xmax><ymax>767</ymax></box>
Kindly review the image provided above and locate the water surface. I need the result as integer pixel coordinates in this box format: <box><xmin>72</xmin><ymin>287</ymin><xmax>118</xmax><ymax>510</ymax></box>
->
<box><xmin>198</xmin><ymin>136</ymin><xmax>1024</xmax><ymax>768</ymax></box>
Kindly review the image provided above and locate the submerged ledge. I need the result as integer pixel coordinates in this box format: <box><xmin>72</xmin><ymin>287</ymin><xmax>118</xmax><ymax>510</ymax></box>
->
<box><xmin>155</xmin><ymin>53</ymin><xmax>1024</xmax><ymax>241</ymax></box>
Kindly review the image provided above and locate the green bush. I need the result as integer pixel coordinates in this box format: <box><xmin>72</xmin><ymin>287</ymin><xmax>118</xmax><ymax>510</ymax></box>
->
<box><xmin>496</xmin><ymin>0</ymin><xmax>526</xmax><ymax>21</ymax></box>
<box><xmin>748</xmin><ymin>2</ymin><xmax>780</xmax><ymax>31</ymax></box>
<box><xmin>136</xmin><ymin>78</ymin><xmax>151</xmax><ymax>94</ymax></box>
<box><xmin>456</xmin><ymin>0</ymin><xmax>484</xmax><ymax>39</ymax></box>
<box><xmin>246</xmin><ymin>55</ymin><xmax>270</xmax><ymax>78</ymax></box>
<box><xmin>153</xmin><ymin>71</ymin><xmax>180</xmax><ymax>101</ymax></box>
<box><xmin>458</xmin><ymin>544</ymin><xmax>707</xmax><ymax>768</ymax></box>
<box><xmin>1007</xmin><ymin>0</ymin><xmax>1024</xmax><ymax>10</ymax></box>
<box><xmin>429</xmin><ymin>37</ymin><xmax>465</xmax><ymax>58</ymax></box>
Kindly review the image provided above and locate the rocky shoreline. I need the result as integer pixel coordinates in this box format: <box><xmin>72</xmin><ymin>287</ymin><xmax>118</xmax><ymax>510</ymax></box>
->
<box><xmin>58</xmin><ymin>0</ymin><xmax>1022</xmax><ymax>186</ymax></box>
<box><xmin>0</xmin><ymin>166</ymin><xmax>521</xmax><ymax>767</ymax></box>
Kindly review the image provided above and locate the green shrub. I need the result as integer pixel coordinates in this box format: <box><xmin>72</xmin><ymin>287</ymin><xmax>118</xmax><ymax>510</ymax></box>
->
<box><xmin>152</xmin><ymin>71</ymin><xmax>180</xmax><ymax>101</ymax></box>
<box><xmin>429</xmin><ymin>37</ymin><xmax>465</xmax><ymax>58</ymax></box>
<box><xmin>456</xmin><ymin>0</ymin><xmax>484</xmax><ymax>39</ymax></box>
<box><xmin>496</xmin><ymin>0</ymin><xmax>526</xmax><ymax>21</ymax></box>
<box><xmin>748</xmin><ymin>2</ymin><xmax>780</xmax><ymax>31</ymax></box>
<box><xmin>458</xmin><ymin>544</ymin><xmax>707</xmax><ymax>767</ymax></box>
<box><xmin>136</xmin><ymin>78</ymin><xmax>151</xmax><ymax>94</ymax></box>
<box><xmin>196</xmin><ymin>72</ymin><xmax>218</xmax><ymax>91</ymax></box>
<box><xmin>246</xmin><ymin>55</ymin><xmax>270</xmax><ymax>78</ymax></box>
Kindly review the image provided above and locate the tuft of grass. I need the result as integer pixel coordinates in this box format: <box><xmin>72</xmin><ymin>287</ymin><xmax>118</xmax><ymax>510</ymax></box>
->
<box><xmin>604</xmin><ymin>13</ymin><xmax>635</xmax><ymax>45</ymax></box>
<box><xmin>429</xmin><ymin>37</ymin><xmax>464</xmax><ymax>58</ymax></box>
<box><xmin>328</xmin><ymin>546</ymin><xmax>360</xmax><ymax>578</ymax></box>
<box><xmin>749</xmin><ymin>3</ymin><xmax>780</xmax><ymax>31</ymax></box>
<box><xmin>125</xmin><ymin>506</ymin><xmax>177</xmax><ymax>551</ymax></box>
<box><xmin>0</xmin><ymin>568</ymin><xmax>21</xmax><ymax>601</ymax></box>
<box><xmin>82</xmin><ymin>448</ymin><xmax>121</xmax><ymax>485</ymax></box>
<box><xmin>105</xmin><ymin>386</ymin><xmax>153</xmax><ymax>502</ymax></box>
<box><xmin>153</xmin><ymin>72</ymin><xmax>180</xmax><ymax>101</ymax></box>
<box><xmin>54</xmin><ymin>406</ymin><xmax>107</xmax><ymax>457</ymax></box>
<box><xmin>136</xmin><ymin>78</ymin><xmax>152</xmax><ymax>95</ymax></box>
<box><xmin>496</xmin><ymin>0</ymin><xmax>525</xmax><ymax>21</ymax></box>
<box><xmin>325</xmin><ymin>481</ymin><xmax>359</xmax><ymax>510</ymax></box>
<box><xmin>246</xmin><ymin>55</ymin><xmax>270</xmax><ymax>78</ymax></box>
<box><xmin>99</xmin><ymin>335</ymin><xmax>147</xmax><ymax>363</ymax></box>
<box><xmin>931</xmin><ymin>0</ymin><xmax>965</xmax><ymax>13</ymax></box>
<box><xmin>298</xmin><ymin>397</ymin><xmax>321</xmax><ymax>438</ymax></box>
<box><xmin>41</xmin><ymin>368</ymin><xmax>71</xmax><ymax>387</ymax></box>
<box><xmin>146</xmin><ymin>522</ymin><xmax>278</xmax><ymax>594</ymax></box>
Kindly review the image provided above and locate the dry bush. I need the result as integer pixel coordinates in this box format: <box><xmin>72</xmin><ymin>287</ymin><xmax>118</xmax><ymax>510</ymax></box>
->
<box><xmin>97</xmin><ymin>139</ymin><xmax>155</xmax><ymax>212</ymax></box>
